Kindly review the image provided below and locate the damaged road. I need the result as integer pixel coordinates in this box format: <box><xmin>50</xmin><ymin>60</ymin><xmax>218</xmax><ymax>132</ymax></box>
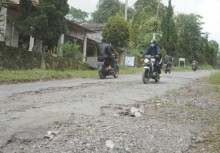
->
<box><xmin>0</xmin><ymin>70</ymin><xmax>218</xmax><ymax>153</ymax></box>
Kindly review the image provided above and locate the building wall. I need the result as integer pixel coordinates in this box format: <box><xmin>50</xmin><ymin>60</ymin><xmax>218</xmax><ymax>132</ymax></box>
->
<box><xmin>5</xmin><ymin>9</ymin><xmax>19</xmax><ymax>47</ymax></box>
<box><xmin>0</xmin><ymin>8</ymin><xmax>7</xmax><ymax>41</ymax></box>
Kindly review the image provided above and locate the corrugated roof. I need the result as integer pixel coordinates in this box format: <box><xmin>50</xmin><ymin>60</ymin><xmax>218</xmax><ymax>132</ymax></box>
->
<box><xmin>9</xmin><ymin>0</ymin><xmax>39</xmax><ymax>5</ymax></box>
<box><xmin>67</xmin><ymin>20</ymin><xmax>94</xmax><ymax>33</ymax></box>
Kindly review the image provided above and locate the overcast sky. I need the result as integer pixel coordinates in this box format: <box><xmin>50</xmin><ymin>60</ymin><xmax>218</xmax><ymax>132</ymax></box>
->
<box><xmin>68</xmin><ymin>0</ymin><xmax>220</xmax><ymax>44</ymax></box>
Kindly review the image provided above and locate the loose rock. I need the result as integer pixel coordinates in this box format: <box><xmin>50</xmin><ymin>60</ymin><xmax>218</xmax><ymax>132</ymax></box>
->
<box><xmin>105</xmin><ymin>140</ymin><xmax>114</xmax><ymax>149</ymax></box>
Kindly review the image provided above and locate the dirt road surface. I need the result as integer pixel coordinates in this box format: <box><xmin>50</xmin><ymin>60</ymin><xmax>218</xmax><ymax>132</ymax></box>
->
<box><xmin>0</xmin><ymin>70</ymin><xmax>217</xmax><ymax>153</ymax></box>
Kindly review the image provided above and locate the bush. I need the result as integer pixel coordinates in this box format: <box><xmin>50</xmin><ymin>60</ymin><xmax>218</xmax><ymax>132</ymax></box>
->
<box><xmin>103</xmin><ymin>14</ymin><xmax>130</xmax><ymax>48</ymax></box>
<box><xmin>0</xmin><ymin>43</ymin><xmax>86</xmax><ymax>71</ymax></box>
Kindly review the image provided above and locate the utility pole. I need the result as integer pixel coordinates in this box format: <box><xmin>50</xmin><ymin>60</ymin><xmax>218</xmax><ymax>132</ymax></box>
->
<box><xmin>125</xmin><ymin>0</ymin><xmax>128</xmax><ymax>21</ymax></box>
<box><xmin>156</xmin><ymin>0</ymin><xmax>160</xmax><ymax>20</ymax></box>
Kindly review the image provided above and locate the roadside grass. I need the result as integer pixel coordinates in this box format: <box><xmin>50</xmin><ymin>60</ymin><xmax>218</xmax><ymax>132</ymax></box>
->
<box><xmin>206</xmin><ymin>71</ymin><xmax>220</xmax><ymax>152</ymax></box>
<box><xmin>207</xmin><ymin>71</ymin><xmax>220</xmax><ymax>85</ymax></box>
<box><xmin>172</xmin><ymin>64</ymin><xmax>213</xmax><ymax>71</ymax></box>
<box><xmin>0</xmin><ymin>67</ymin><xmax>142</xmax><ymax>84</ymax></box>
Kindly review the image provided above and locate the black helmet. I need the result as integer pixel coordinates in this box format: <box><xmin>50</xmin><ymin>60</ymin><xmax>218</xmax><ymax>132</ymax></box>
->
<box><xmin>102</xmin><ymin>38</ymin><xmax>107</xmax><ymax>43</ymax></box>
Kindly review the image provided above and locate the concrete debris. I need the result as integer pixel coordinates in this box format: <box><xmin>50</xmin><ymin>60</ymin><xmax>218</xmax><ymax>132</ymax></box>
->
<box><xmin>105</xmin><ymin>140</ymin><xmax>114</xmax><ymax>149</ymax></box>
<box><xmin>129</xmin><ymin>106</ymin><xmax>145</xmax><ymax>117</ymax></box>
<box><xmin>44</xmin><ymin>131</ymin><xmax>59</xmax><ymax>140</ymax></box>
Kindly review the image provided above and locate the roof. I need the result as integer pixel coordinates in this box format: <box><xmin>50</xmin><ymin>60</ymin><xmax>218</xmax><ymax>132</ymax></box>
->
<box><xmin>81</xmin><ymin>23</ymin><xmax>105</xmax><ymax>32</ymax></box>
<box><xmin>9</xmin><ymin>0</ymin><xmax>39</xmax><ymax>5</ymax></box>
<box><xmin>67</xmin><ymin>20</ymin><xmax>94</xmax><ymax>33</ymax></box>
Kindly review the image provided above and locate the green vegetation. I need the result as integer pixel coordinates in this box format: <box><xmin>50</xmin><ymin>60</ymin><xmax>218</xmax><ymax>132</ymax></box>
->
<box><xmin>0</xmin><ymin>67</ymin><xmax>142</xmax><ymax>84</ymax></box>
<box><xmin>130</xmin><ymin>0</ymin><xmax>165</xmax><ymax>48</ymax></box>
<box><xmin>67</xmin><ymin>7</ymin><xmax>88</xmax><ymax>21</ymax></box>
<box><xmin>206</xmin><ymin>71</ymin><xmax>220</xmax><ymax>152</ymax></box>
<box><xmin>160</xmin><ymin>0</ymin><xmax>177</xmax><ymax>56</ymax></box>
<box><xmin>170</xmin><ymin>64</ymin><xmax>213</xmax><ymax>71</ymax></box>
<box><xmin>92</xmin><ymin>0</ymin><xmax>134</xmax><ymax>23</ymax></box>
<box><xmin>208</xmin><ymin>71</ymin><xmax>220</xmax><ymax>85</ymax></box>
<box><xmin>103</xmin><ymin>14</ymin><xmax>130</xmax><ymax>48</ymax></box>
<box><xmin>96</xmin><ymin>0</ymin><xmax>219</xmax><ymax>67</ymax></box>
<box><xmin>16</xmin><ymin>0</ymin><xmax>69</xmax><ymax>48</ymax></box>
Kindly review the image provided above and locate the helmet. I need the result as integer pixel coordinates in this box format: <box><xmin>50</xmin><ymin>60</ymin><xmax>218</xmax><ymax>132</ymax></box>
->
<box><xmin>150</xmin><ymin>39</ymin><xmax>157</xmax><ymax>47</ymax></box>
<box><xmin>102</xmin><ymin>38</ymin><xmax>107</xmax><ymax>43</ymax></box>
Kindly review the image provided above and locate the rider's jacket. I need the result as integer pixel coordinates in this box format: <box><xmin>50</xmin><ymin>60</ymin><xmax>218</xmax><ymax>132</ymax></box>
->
<box><xmin>97</xmin><ymin>43</ymin><xmax>111</xmax><ymax>57</ymax></box>
<box><xmin>164</xmin><ymin>55</ymin><xmax>172</xmax><ymax>62</ymax></box>
<box><xmin>142</xmin><ymin>46</ymin><xmax>161</xmax><ymax>59</ymax></box>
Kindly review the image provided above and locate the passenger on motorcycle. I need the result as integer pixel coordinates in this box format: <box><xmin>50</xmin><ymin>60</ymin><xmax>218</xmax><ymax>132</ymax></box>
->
<box><xmin>164</xmin><ymin>52</ymin><xmax>172</xmax><ymax>68</ymax></box>
<box><xmin>192</xmin><ymin>60</ymin><xmax>198</xmax><ymax>66</ymax></box>
<box><xmin>98</xmin><ymin>38</ymin><xmax>112</xmax><ymax>67</ymax></box>
<box><xmin>108</xmin><ymin>41</ymin><xmax>119</xmax><ymax>70</ymax></box>
<box><xmin>142</xmin><ymin>39</ymin><xmax>162</xmax><ymax>75</ymax></box>
<box><xmin>191</xmin><ymin>60</ymin><xmax>198</xmax><ymax>70</ymax></box>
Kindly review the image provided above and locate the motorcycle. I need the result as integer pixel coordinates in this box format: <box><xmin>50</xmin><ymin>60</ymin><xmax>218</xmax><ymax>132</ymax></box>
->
<box><xmin>142</xmin><ymin>55</ymin><xmax>162</xmax><ymax>84</ymax></box>
<box><xmin>192</xmin><ymin>63</ymin><xmax>197</xmax><ymax>71</ymax></box>
<box><xmin>163</xmin><ymin>61</ymin><xmax>172</xmax><ymax>74</ymax></box>
<box><xmin>97</xmin><ymin>55</ymin><xmax>119</xmax><ymax>79</ymax></box>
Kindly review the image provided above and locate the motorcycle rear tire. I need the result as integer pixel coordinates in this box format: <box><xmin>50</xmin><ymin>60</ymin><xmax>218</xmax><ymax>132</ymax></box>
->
<box><xmin>155</xmin><ymin>75</ymin><xmax>160</xmax><ymax>82</ymax></box>
<box><xmin>99</xmin><ymin>71</ymin><xmax>106</xmax><ymax>79</ymax></box>
<box><xmin>113</xmin><ymin>66</ymin><xmax>119</xmax><ymax>78</ymax></box>
<box><xmin>142</xmin><ymin>69</ymin><xmax>150</xmax><ymax>84</ymax></box>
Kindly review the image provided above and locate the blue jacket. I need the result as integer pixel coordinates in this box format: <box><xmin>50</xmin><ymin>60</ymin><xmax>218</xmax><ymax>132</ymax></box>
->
<box><xmin>142</xmin><ymin>46</ymin><xmax>161</xmax><ymax>57</ymax></box>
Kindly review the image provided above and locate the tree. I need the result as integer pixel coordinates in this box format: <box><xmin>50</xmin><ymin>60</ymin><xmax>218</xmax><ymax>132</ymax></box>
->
<box><xmin>92</xmin><ymin>0</ymin><xmax>134</xmax><ymax>23</ymax></box>
<box><xmin>129</xmin><ymin>0</ymin><xmax>165</xmax><ymax>48</ymax></box>
<box><xmin>102</xmin><ymin>14</ymin><xmax>130</xmax><ymax>48</ymax></box>
<box><xmin>176</xmin><ymin>13</ymin><xmax>204</xmax><ymax>62</ymax></box>
<box><xmin>160</xmin><ymin>0</ymin><xmax>177</xmax><ymax>56</ymax></box>
<box><xmin>66</xmin><ymin>7</ymin><xmax>88</xmax><ymax>22</ymax></box>
<box><xmin>208</xmin><ymin>40</ymin><xmax>219</xmax><ymax>66</ymax></box>
<box><xmin>134</xmin><ymin>0</ymin><xmax>165</xmax><ymax>18</ymax></box>
<box><xmin>92</xmin><ymin>0</ymin><xmax>121</xmax><ymax>23</ymax></box>
<box><xmin>16</xmin><ymin>0</ymin><xmax>69</xmax><ymax>49</ymax></box>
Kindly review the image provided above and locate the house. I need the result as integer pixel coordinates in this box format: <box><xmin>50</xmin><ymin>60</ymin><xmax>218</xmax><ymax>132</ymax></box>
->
<box><xmin>0</xmin><ymin>0</ymin><xmax>102</xmax><ymax>67</ymax></box>
<box><xmin>82</xmin><ymin>23</ymin><xmax>127</xmax><ymax>66</ymax></box>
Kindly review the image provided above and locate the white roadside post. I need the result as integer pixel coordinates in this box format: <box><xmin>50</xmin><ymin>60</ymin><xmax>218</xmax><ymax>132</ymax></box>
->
<box><xmin>125</xmin><ymin>0</ymin><xmax>128</xmax><ymax>21</ymax></box>
<box><xmin>28</xmin><ymin>36</ymin><xmax>35</xmax><ymax>51</ymax></box>
<box><xmin>179</xmin><ymin>58</ymin><xmax>186</xmax><ymax>68</ymax></box>
<box><xmin>83</xmin><ymin>33</ymin><xmax>88</xmax><ymax>62</ymax></box>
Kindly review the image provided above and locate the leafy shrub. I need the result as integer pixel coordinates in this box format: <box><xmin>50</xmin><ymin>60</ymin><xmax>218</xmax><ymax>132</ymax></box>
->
<box><xmin>103</xmin><ymin>14</ymin><xmax>130</xmax><ymax>48</ymax></box>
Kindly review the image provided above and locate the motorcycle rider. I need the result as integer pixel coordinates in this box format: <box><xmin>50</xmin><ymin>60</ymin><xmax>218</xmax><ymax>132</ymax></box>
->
<box><xmin>164</xmin><ymin>52</ymin><xmax>172</xmax><ymax>68</ymax></box>
<box><xmin>191</xmin><ymin>60</ymin><xmax>198</xmax><ymax>69</ymax></box>
<box><xmin>108</xmin><ymin>41</ymin><xmax>119</xmax><ymax>70</ymax></box>
<box><xmin>142</xmin><ymin>39</ymin><xmax>162</xmax><ymax>75</ymax></box>
<box><xmin>98</xmin><ymin>38</ymin><xmax>112</xmax><ymax>66</ymax></box>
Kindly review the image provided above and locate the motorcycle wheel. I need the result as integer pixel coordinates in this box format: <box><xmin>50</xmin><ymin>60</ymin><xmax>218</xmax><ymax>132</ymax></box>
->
<box><xmin>113</xmin><ymin>65</ymin><xmax>119</xmax><ymax>78</ymax></box>
<box><xmin>99</xmin><ymin>71</ymin><xmax>106</xmax><ymax>79</ymax></box>
<box><xmin>142</xmin><ymin>69</ymin><xmax>150</xmax><ymax>84</ymax></box>
<box><xmin>165</xmin><ymin>70</ymin><xmax>167</xmax><ymax>74</ymax></box>
<box><xmin>155</xmin><ymin>75</ymin><xmax>160</xmax><ymax>82</ymax></box>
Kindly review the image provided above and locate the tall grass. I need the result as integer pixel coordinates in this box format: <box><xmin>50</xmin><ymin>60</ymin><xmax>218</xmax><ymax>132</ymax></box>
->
<box><xmin>172</xmin><ymin>64</ymin><xmax>213</xmax><ymax>71</ymax></box>
<box><xmin>208</xmin><ymin>71</ymin><xmax>220</xmax><ymax>85</ymax></box>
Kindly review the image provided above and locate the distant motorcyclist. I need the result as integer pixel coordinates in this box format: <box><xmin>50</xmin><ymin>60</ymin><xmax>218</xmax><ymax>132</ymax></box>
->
<box><xmin>164</xmin><ymin>52</ymin><xmax>172</xmax><ymax>68</ymax></box>
<box><xmin>191</xmin><ymin>60</ymin><xmax>198</xmax><ymax>71</ymax></box>
<box><xmin>192</xmin><ymin>60</ymin><xmax>198</xmax><ymax>65</ymax></box>
<box><xmin>142</xmin><ymin>39</ymin><xmax>162</xmax><ymax>75</ymax></box>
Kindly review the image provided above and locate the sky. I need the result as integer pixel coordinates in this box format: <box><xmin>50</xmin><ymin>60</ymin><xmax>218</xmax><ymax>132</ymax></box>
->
<box><xmin>68</xmin><ymin>0</ymin><xmax>220</xmax><ymax>44</ymax></box>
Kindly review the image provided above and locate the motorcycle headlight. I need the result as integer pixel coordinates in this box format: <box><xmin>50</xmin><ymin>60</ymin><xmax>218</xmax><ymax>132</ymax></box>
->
<box><xmin>151</xmin><ymin>58</ymin><xmax>155</xmax><ymax>62</ymax></box>
<box><xmin>144</xmin><ymin>59</ymin><xmax>149</xmax><ymax>63</ymax></box>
